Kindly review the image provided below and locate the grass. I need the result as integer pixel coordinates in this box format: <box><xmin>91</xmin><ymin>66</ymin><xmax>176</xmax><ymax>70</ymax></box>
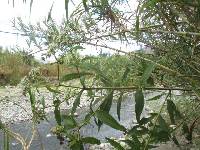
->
<box><xmin>0</xmin><ymin>48</ymin><xmax>34</xmax><ymax>85</ymax></box>
<box><xmin>0</xmin><ymin>47</ymin><xmax>76</xmax><ymax>86</ymax></box>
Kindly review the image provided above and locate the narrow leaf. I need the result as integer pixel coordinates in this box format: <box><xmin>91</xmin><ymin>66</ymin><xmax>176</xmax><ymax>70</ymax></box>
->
<box><xmin>167</xmin><ymin>99</ymin><xmax>176</xmax><ymax>124</ymax></box>
<box><xmin>95</xmin><ymin>110</ymin><xmax>126</xmax><ymax>131</ymax></box>
<box><xmin>82</xmin><ymin>0</ymin><xmax>88</xmax><ymax>11</ymax></box>
<box><xmin>65</xmin><ymin>0</ymin><xmax>69</xmax><ymax>20</ymax></box>
<box><xmin>136</xmin><ymin>15</ymin><xmax>139</xmax><ymax>32</ymax></box>
<box><xmin>70</xmin><ymin>141</ymin><xmax>84</xmax><ymax>150</ymax></box>
<box><xmin>182</xmin><ymin>123</ymin><xmax>189</xmax><ymax>135</ymax></box>
<box><xmin>128</xmin><ymin>125</ymin><xmax>149</xmax><ymax>136</ymax></box>
<box><xmin>100</xmin><ymin>91</ymin><xmax>114</xmax><ymax>112</ymax></box>
<box><xmin>141</xmin><ymin>62</ymin><xmax>156</xmax><ymax>86</ymax></box>
<box><xmin>97</xmin><ymin>91</ymin><xmax>114</xmax><ymax>130</ymax></box>
<box><xmin>106</xmin><ymin>138</ymin><xmax>125</xmax><ymax>150</ymax></box>
<box><xmin>80</xmin><ymin>76</ymin><xmax>86</xmax><ymax>87</ymax></box>
<box><xmin>71</xmin><ymin>90</ymin><xmax>84</xmax><ymax>115</ymax></box>
<box><xmin>158</xmin><ymin>115</ymin><xmax>169</xmax><ymax>132</ymax></box>
<box><xmin>135</xmin><ymin>15</ymin><xmax>140</xmax><ymax>40</ymax></box>
<box><xmin>53</xmin><ymin>99</ymin><xmax>61</xmax><ymax>125</ymax></box>
<box><xmin>46</xmin><ymin>85</ymin><xmax>60</xmax><ymax>93</ymax></box>
<box><xmin>135</xmin><ymin>89</ymin><xmax>144</xmax><ymax>122</ymax></box>
<box><xmin>82</xmin><ymin>137</ymin><xmax>101</xmax><ymax>145</ymax></box>
<box><xmin>62</xmin><ymin>115</ymin><xmax>77</xmax><ymax>130</ymax></box>
<box><xmin>139</xmin><ymin>113</ymin><xmax>157</xmax><ymax>125</ymax></box>
<box><xmin>147</xmin><ymin>93</ymin><xmax>164</xmax><ymax>101</ymax></box>
<box><xmin>172</xmin><ymin>135</ymin><xmax>180</xmax><ymax>146</ymax></box>
<box><xmin>0</xmin><ymin>120</ymin><xmax>4</xmax><ymax>129</ymax></box>
<box><xmin>71</xmin><ymin>45</ymin><xmax>85</xmax><ymax>50</ymax></box>
<box><xmin>117</xmin><ymin>93</ymin><xmax>123</xmax><ymax>121</ymax></box>
<box><xmin>28</xmin><ymin>89</ymin><xmax>35</xmax><ymax>113</ymax></box>
<box><xmin>47</xmin><ymin>2</ymin><xmax>54</xmax><ymax>22</ymax></box>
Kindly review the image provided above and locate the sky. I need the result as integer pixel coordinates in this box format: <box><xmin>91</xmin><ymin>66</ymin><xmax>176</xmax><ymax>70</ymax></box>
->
<box><xmin>0</xmin><ymin>0</ymin><xmax>139</xmax><ymax>61</ymax></box>
<box><xmin>0</xmin><ymin>0</ymin><xmax>65</xmax><ymax>48</ymax></box>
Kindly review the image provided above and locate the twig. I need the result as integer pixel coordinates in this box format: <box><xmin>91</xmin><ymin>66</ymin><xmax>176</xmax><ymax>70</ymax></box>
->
<box><xmin>59</xmin><ymin>84</ymin><xmax>195</xmax><ymax>91</ymax></box>
<box><xmin>144</xmin><ymin>92</ymin><xmax>170</xmax><ymax>150</ymax></box>
<box><xmin>27</xmin><ymin>124</ymin><xmax>37</xmax><ymax>149</ymax></box>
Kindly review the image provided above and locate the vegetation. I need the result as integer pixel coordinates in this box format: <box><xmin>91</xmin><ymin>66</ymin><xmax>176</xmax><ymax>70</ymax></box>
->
<box><xmin>0</xmin><ymin>47</ymin><xmax>75</xmax><ymax>86</ymax></box>
<box><xmin>1</xmin><ymin>0</ymin><xmax>200</xmax><ymax>149</ymax></box>
<box><xmin>0</xmin><ymin>47</ymin><xmax>38</xmax><ymax>85</ymax></box>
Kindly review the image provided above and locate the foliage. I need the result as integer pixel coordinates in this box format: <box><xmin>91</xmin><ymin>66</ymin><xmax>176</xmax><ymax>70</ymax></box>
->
<box><xmin>2</xmin><ymin>0</ymin><xmax>200</xmax><ymax>149</ymax></box>
<box><xmin>0</xmin><ymin>48</ymin><xmax>38</xmax><ymax>85</ymax></box>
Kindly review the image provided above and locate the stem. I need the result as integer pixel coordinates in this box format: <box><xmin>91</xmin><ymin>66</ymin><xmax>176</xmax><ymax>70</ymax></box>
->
<box><xmin>2</xmin><ymin>126</ymin><xmax>28</xmax><ymax>150</ymax></box>
<box><xmin>144</xmin><ymin>92</ymin><xmax>170</xmax><ymax>150</ymax></box>
<box><xmin>59</xmin><ymin>84</ymin><xmax>195</xmax><ymax>91</ymax></box>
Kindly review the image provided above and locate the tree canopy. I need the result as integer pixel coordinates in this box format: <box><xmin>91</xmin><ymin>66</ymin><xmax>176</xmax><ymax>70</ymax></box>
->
<box><xmin>1</xmin><ymin>0</ymin><xmax>200</xmax><ymax>149</ymax></box>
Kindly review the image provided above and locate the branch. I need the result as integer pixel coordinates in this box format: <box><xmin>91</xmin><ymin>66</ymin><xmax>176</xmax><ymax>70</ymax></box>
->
<box><xmin>59</xmin><ymin>84</ymin><xmax>194</xmax><ymax>91</ymax></box>
<box><xmin>85</xmin><ymin>42</ymin><xmax>199</xmax><ymax>87</ymax></box>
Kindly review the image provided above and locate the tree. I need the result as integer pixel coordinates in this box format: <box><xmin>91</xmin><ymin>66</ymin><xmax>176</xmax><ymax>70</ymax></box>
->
<box><xmin>2</xmin><ymin>0</ymin><xmax>200</xmax><ymax>149</ymax></box>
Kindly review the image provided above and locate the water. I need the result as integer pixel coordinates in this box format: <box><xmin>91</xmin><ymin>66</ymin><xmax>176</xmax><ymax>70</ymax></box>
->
<box><xmin>0</xmin><ymin>97</ymin><xmax>137</xmax><ymax>150</ymax></box>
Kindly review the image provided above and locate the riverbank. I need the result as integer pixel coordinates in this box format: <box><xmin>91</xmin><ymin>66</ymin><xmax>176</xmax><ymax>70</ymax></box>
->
<box><xmin>0</xmin><ymin>86</ymin><xmax>182</xmax><ymax>150</ymax></box>
<box><xmin>0</xmin><ymin>86</ymin><xmax>91</xmax><ymax>123</ymax></box>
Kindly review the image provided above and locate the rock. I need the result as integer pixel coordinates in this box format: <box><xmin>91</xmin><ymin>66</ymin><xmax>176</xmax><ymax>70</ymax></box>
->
<box><xmin>0</xmin><ymin>86</ymin><xmax>91</xmax><ymax>123</ymax></box>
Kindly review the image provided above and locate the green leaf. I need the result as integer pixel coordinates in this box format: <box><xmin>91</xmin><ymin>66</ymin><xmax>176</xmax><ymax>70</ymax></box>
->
<box><xmin>139</xmin><ymin>113</ymin><xmax>157</xmax><ymax>125</ymax></box>
<box><xmin>135</xmin><ymin>15</ymin><xmax>140</xmax><ymax>41</ymax></box>
<box><xmin>147</xmin><ymin>93</ymin><xmax>164</xmax><ymax>101</ymax></box>
<box><xmin>62</xmin><ymin>115</ymin><xmax>77</xmax><ymax>130</ymax></box>
<box><xmin>136</xmin><ymin>15</ymin><xmax>140</xmax><ymax>32</ymax></box>
<box><xmin>106</xmin><ymin>138</ymin><xmax>125</xmax><ymax>150</ymax></box>
<box><xmin>71</xmin><ymin>45</ymin><xmax>85</xmax><ymax>50</ymax></box>
<box><xmin>70</xmin><ymin>141</ymin><xmax>84</xmax><ymax>150</ymax></box>
<box><xmin>84</xmin><ymin>112</ymin><xmax>93</xmax><ymax>123</ymax></box>
<box><xmin>80</xmin><ymin>76</ymin><xmax>86</xmax><ymax>87</ymax></box>
<box><xmin>0</xmin><ymin>121</ymin><xmax>4</xmax><ymax>129</ymax></box>
<box><xmin>95</xmin><ymin>110</ymin><xmax>126</xmax><ymax>132</ymax></box>
<box><xmin>167</xmin><ymin>99</ymin><xmax>176</xmax><ymax>124</ymax></box>
<box><xmin>82</xmin><ymin>137</ymin><xmax>101</xmax><ymax>145</ymax></box>
<box><xmin>172</xmin><ymin>135</ymin><xmax>180</xmax><ymax>146</ymax></box>
<box><xmin>45</xmin><ymin>85</ymin><xmax>60</xmax><ymax>93</ymax></box>
<box><xmin>128</xmin><ymin>125</ymin><xmax>149</xmax><ymax>136</ymax></box>
<box><xmin>100</xmin><ymin>91</ymin><xmax>114</xmax><ymax>112</ymax></box>
<box><xmin>61</xmin><ymin>72</ymin><xmax>92</xmax><ymax>82</ymax></box>
<box><xmin>141</xmin><ymin>62</ymin><xmax>156</xmax><ymax>86</ymax></box>
<box><xmin>97</xmin><ymin>91</ymin><xmax>114</xmax><ymax>130</ymax></box>
<box><xmin>182</xmin><ymin>123</ymin><xmax>189</xmax><ymax>135</ymax></box>
<box><xmin>87</xmin><ymin>90</ymin><xmax>94</xmax><ymax>98</ymax></box>
<box><xmin>82</xmin><ymin>0</ymin><xmax>88</xmax><ymax>11</ymax></box>
<box><xmin>53</xmin><ymin>99</ymin><xmax>61</xmax><ymax>125</ymax></box>
<box><xmin>158</xmin><ymin>115</ymin><xmax>169</xmax><ymax>132</ymax></box>
<box><xmin>65</xmin><ymin>0</ymin><xmax>69</xmax><ymax>20</ymax></box>
<box><xmin>47</xmin><ymin>2</ymin><xmax>54</xmax><ymax>22</ymax></box>
<box><xmin>71</xmin><ymin>90</ymin><xmax>84</xmax><ymax>115</ymax></box>
<box><xmin>135</xmin><ymin>89</ymin><xmax>144</xmax><ymax>122</ymax></box>
<box><xmin>28</xmin><ymin>89</ymin><xmax>35</xmax><ymax>113</ymax></box>
<box><xmin>41</xmin><ymin>96</ymin><xmax>45</xmax><ymax>109</ymax></box>
<box><xmin>117</xmin><ymin>93</ymin><xmax>123</xmax><ymax>121</ymax></box>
